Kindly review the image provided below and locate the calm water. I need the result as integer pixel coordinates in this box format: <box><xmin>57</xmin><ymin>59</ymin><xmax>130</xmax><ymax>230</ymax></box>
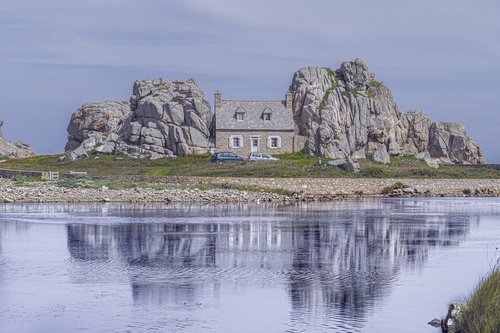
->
<box><xmin>0</xmin><ymin>199</ymin><xmax>499</xmax><ymax>333</ymax></box>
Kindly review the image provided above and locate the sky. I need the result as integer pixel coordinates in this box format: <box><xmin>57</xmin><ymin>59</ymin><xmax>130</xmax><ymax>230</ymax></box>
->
<box><xmin>0</xmin><ymin>0</ymin><xmax>499</xmax><ymax>161</ymax></box>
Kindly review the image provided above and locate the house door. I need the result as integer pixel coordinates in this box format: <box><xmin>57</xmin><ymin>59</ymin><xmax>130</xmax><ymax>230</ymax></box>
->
<box><xmin>251</xmin><ymin>137</ymin><xmax>259</xmax><ymax>152</ymax></box>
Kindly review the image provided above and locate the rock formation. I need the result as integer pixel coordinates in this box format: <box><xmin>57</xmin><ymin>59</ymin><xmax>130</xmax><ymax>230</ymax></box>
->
<box><xmin>64</xmin><ymin>78</ymin><xmax>212</xmax><ymax>160</ymax></box>
<box><xmin>65</xmin><ymin>60</ymin><xmax>483</xmax><ymax>164</ymax></box>
<box><xmin>0</xmin><ymin>120</ymin><xmax>36</xmax><ymax>158</ymax></box>
<box><xmin>290</xmin><ymin>58</ymin><xmax>484</xmax><ymax>164</ymax></box>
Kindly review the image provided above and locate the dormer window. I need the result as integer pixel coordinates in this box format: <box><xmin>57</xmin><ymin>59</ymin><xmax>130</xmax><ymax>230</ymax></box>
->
<box><xmin>262</xmin><ymin>107</ymin><xmax>272</xmax><ymax>121</ymax></box>
<box><xmin>236</xmin><ymin>112</ymin><xmax>245</xmax><ymax>121</ymax></box>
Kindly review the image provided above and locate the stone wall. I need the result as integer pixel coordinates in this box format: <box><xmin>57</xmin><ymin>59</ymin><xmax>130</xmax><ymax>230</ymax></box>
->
<box><xmin>0</xmin><ymin>169</ymin><xmax>59</xmax><ymax>180</ymax></box>
<box><xmin>215</xmin><ymin>130</ymin><xmax>300</xmax><ymax>157</ymax></box>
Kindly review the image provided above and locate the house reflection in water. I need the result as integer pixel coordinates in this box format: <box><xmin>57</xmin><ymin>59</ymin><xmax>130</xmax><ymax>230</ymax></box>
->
<box><xmin>66</xmin><ymin>200</ymin><xmax>477</xmax><ymax>318</ymax></box>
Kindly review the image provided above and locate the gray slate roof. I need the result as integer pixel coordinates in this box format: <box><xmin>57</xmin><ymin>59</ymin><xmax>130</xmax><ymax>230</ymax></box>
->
<box><xmin>216</xmin><ymin>100</ymin><xmax>294</xmax><ymax>131</ymax></box>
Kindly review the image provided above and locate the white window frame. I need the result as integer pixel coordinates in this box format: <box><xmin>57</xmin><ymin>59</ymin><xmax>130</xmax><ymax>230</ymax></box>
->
<box><xmin>236</xmin><ymin>112</ymin><xmax>245</xmax><ymax>122</ymax></box>
<box><xmin>229</xmin><ymin>135</ymin><xmax>244</xmax><ymax>148</ymax></box>
<box><xmin>267</xmin><ymin>136</ymin><xmax>281</xmax><ymax>149</ymax></box>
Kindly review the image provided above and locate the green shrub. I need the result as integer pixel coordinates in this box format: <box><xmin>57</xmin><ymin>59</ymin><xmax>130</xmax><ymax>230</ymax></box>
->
<box><xmin>12</xmin><ymin>175</ymin><xmax>42</xmax><ymax>186</ymax></box>
<box><xmin>360</xmin><ymin>167</ymin><xmax>385</xmax><ymax>178</ymax></box>
<box><xmin>381</xmin><ymin>181</ymin><xmax>409</xmax><ymax>194</ymax></box>
<box><xmin>57</xmin><ymin>178</ymin><xmax>86</xmax><ymax>188</ymax></box>
<box><xmin>325</xmin><ymin>67</ymin><xmax>338</xmax><ymax>79</ymax></box>
<box><xmin>409</xmin><ymin>168</ymin><xmax>437</xmax><ymax>177</ymax></box>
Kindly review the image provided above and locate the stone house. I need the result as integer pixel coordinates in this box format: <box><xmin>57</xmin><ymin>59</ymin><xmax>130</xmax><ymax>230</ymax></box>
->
<box><xmin>214</xmin><ymin>91</ymin><xmax>304</xmax><ymax>157</ymax></box>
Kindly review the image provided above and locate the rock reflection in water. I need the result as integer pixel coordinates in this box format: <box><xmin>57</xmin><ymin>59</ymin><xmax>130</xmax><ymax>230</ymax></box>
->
<box><xmin>65</xmin><ymin>199</ymin><xmax>479</xmax><ymax>324</ymax></box>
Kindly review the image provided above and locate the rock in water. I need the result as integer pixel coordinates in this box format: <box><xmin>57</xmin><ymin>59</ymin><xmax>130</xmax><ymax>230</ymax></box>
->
<box><xmin>64</xmin><ymin>78</ymin><xmax>212</xmax><ymax>160</ymax></box>
<box><xmin>442</xmin><ymin>302</ymin><xmax>466</xmax><ymax>333</ymax></box>
<box><xmin>0</xmin><ymin>120</ymin><xmax>36</xmax><ymax>158</ymax></box>
<box><xmin>290</xmin><ymin>58</ymin><xmax>484</xmax><ymax>164</ymax></box>
<box><xmin>427</xmin><ymin>318</ymin><xmax>442</xmax><ymax>327</ymax></box>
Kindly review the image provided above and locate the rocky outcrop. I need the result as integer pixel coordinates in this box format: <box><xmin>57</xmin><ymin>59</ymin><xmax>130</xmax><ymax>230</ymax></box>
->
<box><xmin>64</xmin><ymin>78</ymin><xmax>212</xmax><ymax>160</ymax></box>
<box><xmin>65</xmin><ymin>101</ymin><xmax>131</xmax><ymax>151</ymax></box>
<box><xmin>428</xmin><ymin>302</ymin><xmax>467</xmax><ymax>332</ymax></box>
<box><xmin>0</xmin><ymin>120</ymin><xmax>35</xmax><ymax>158</ymax></box>
<box><xmin>290</xmin><ymin>59</ymin><xmax>484</xmax><ymax>164</ymax></box>
<box><xmin>428</xmin><ymin>122</ymin><xmax>483</xmax><ymax>164</ymax></box>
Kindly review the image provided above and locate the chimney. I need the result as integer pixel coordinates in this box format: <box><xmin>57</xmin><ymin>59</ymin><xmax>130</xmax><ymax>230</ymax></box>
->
<box><xmin>285</xmin><ymin>91</ymin><xmax>293</xmax><ymax>109</ymax></box>
<box><xmin>214</xmin><ymin>90</ymin><xmax>222</xmax><ymax>110</ymax></box>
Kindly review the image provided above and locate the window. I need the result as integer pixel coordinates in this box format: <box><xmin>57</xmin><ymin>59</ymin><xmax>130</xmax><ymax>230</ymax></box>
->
<box><xmin>236</xmin><ymin>112</ymin><xmax>245</xmax><ymax>121</ymax></box>
<box><xmin>229</xmin><ymin>135</ymin><xmax>243</xmax><ymax>148</ymax></box>
<box><xmin>271</xmin><ymin>137</ymin><xmax>278</xmax><ymax>148</ymax></box>
<box><xmin>267</xmin><ymin>136</ymin><xmax>281</xmax><ymax>149</ymax></box>
<box><xmin>264</xmin><ymin>113</ymin><xmax>271</xmax><ymax>121</ymax></box>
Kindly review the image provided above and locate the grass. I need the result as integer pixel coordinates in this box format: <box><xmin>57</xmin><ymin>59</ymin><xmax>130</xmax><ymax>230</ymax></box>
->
<box><xmin>11</xmin><ymin>175</ymin><xmax>44</xmax><ymax>187</ymax></box>
<box><xmin>457</xmin><ymin>268</ymin><xmax>500</xmax><ymax>333</ymax></box>
<box><xmin>0</xmin><ymin>152</ymin><xmax>499</xmax><ymax>179</ymax></box>
<box><xmin>319</xmin><ymin>67</ymin><xmax>340</xmax><ymax>110</ymax></box>
<box><xmin>325</xmin><ymin>67</ymin><xmax>338</xmax><ymax>79</ymax></box>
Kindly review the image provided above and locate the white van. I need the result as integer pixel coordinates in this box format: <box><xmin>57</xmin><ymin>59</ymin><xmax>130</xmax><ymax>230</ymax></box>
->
<box><xmin>248</xmin><ymin>152</ymin><xmax>279</xmax><ymax>161</ymax></box>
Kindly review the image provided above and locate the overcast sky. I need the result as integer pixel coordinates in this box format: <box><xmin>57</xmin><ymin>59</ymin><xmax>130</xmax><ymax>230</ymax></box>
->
<box><xmin>1</xmin><ymin>0</ymin><xmax>499</xmax><ymax>161</ymax></box>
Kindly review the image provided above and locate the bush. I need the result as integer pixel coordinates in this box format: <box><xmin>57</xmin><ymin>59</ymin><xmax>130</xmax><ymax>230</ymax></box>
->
<box><xmin>57</xmin><ymin>178</ymin><xmax>86</xmax><ymax>188</ymax></box>
<box><xmin>12</xmin><ymin>175</ymin><xmax>42</xmax><ymax>186</ymax></box>
<box><xmin>360</xmin><ymin>166</ymin><xmax>385</xmax><ymax>178</ymax></box>
<box><xmin>393</xmin><ymin>181</ymin><xmax>407</xmax><ymax>189</ymax></box>
<box><xmin>381</xmin><ymin>181</ymin><xmax>409</xmax><ymax>194</ymax></box>
<box><xmin>409</xmin><ymin>168</ymin><xmax>437</xmax><ymax>177</ymax></box>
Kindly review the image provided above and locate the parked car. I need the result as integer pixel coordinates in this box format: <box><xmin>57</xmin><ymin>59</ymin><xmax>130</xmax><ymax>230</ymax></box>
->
<box><xmin>248</xmin><ymin>152</ymin><xmax>279</xmax><ymax>161</ymax></box>
<box><xmin>211</xmin><ymin>152</ymin><xmax>245</xmax><ymax>163</ymax></box>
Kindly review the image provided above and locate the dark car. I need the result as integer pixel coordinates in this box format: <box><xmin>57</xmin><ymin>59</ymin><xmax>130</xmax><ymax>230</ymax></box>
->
<box><xmin>211</xmin><ymin>152</ymin><xmax>245</xmax><ymax>163</ymax></box>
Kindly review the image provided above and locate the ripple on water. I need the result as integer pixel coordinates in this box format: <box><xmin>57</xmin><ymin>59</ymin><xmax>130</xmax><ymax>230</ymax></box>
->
<box><xmin>0</xmin><ymin>200</ymin><xmax>498</xmax><ymax>333</ymax></box>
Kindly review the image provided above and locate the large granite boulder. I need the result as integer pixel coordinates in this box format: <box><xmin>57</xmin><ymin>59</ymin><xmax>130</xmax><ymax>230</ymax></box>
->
<box><xmin>0</xmin><ymin>120</ymin><xmax>35</xmax><ymax>158</ymax></box>
<box><xmin>428</xmin><ymin>122</ymin><xmax>483</xmax><ymax>164</ymax></box>
<box><xmin>290</xmin><ymin>59</ymin><xmax>484</xmax><ymax>164</ymax></box>
<box><xmin>0</xmin><ymin>120</ymin><xmax>36</xmax><ymax>159</ymax></box>
<box><xmin>65</xmin><ymin>101</ymin><xmax>131</xmax><ymax>151</ymax></box>
<box><xmin>64</xmin><ymin>78</ymin><xmax>212</xmax><ymax>160</ymax></box>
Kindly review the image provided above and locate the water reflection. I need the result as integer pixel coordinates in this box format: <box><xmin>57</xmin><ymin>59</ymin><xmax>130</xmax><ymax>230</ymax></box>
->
<box><xmin>63</xmin><ymin>199</ymin><xmax>482</xmax><ymax>325</ymax></box>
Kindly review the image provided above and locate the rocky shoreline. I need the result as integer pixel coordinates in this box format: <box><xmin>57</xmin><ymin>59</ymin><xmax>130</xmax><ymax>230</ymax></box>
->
<box><xmin>1</xmin><ymin>177</ymin><xmax>500</xmax><ymax>203</ymax></box>
<box><xmin>195</xmin><ymin>177</ymin><xmax>500</xmax><ymax>198</ymax></box>
<box><xmin>0</xmin><ymin>178</ymin><xmax>284</xmax><ymax>203</ymax></box>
